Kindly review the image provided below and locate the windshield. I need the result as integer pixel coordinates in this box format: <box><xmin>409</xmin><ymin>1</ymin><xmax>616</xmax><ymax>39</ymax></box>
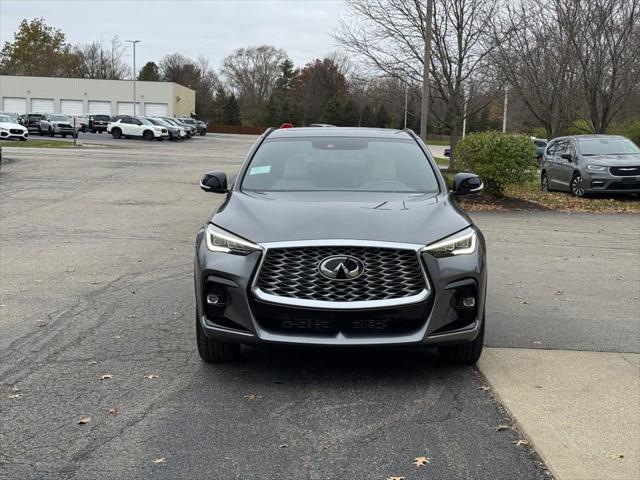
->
<box><xmin>241</xmin><ymin>136</ymin><xmax>440</xmax><ymax>193</ymax></box>
<box><xmin>163</xmin><ymin>118</ymin><xmax>178</xmax><ymax>126</ymax></box>
<box><xmin>0</xmin><ymin>115</ymin><xmax>12</xmax><ymax>123</ymax></box>
<box><xmin>138</xmin><ymin>118</ymin><xmax>153</xmax><ymax>125</ymax></box>
<box><xmin>51</xmin><ymin>115</ymin><xmax>69</xmax><ymax>121</ymax></box>
<box><xmin>181</xmin><ymin>119</ymin><xmax>195</xmax><ymax>124</ymax></box>
<box><xmin>579</xmin><ymin>138</ymin><xmax>640</xmax><ymax>155</ymax></box>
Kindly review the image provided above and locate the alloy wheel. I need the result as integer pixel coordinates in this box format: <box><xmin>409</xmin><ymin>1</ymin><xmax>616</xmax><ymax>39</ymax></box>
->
<box><xmin>571</xmin><ymin>175</ymin><xmax>585</xmax><ymax>197</ymax></box>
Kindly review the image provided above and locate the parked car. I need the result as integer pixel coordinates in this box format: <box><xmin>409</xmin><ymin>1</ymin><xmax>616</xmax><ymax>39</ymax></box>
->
<box><xmin>162</xmin><ymin>117</ymin><xmax>193</xmax><ymax>138</ymax></box>
<box><xmin>146</xmin><ymin>117</ymin><xmax>184</xmax><ymax>141</ymax></box>
<box><xmin>107</xmin><ymin>116</ymin><xmax>168</xmax><ymax>140</ymax></box>
<box><xmin>541</xmin><ymin>135</ymin><xmax>640</xmax><ymax>196</ymax></box>
<box><xmin>40</xmin><ymin>114</ymin><xmax>76</xmax><ymax>137</ymax></box>
<box><xmin>194</xmin><ymin>126</ymin><xmax>487</xmax><ymax>363</ymax></box>
<box><xmin>532</xmin><ymin>137</ymin><xmax>548</xmax><ymax>163</ymax></box>
<box><xmin>444</xmin><ymin>147</ymin><xmax>451</xmax><ymax>157</ymax></box>
<box><xmin>24</xmin><ymin>113</ymin><xmax>44</xmax><ymax>134</ymax></box>
<box><xmin>88</xmin><ymin>114</ymin><xmax>110</xmax><ymax>133</ymax></box>
<box><xmin>0</xmin><ymin>114</ymin><xmax>29</xmax><ymax>141</ymax></box>
<box><xmin>0</xmin><ymin>112</ymin><xmax>21</xmax><ymax>123</ymax></box>
<box><xmin>70</xmin><ymin>114</ymin><xmax>89</xmax><ymax>133</ymax></box>
<box><xmin>308</xmin><ymin>123</ymin><xmax>335</xmax><ymax>127</ymax></box>
<box><xmin>178</xmin><ymin>117</ymin><xmax>207</xmax><ymax>136</ymax></box>
<box><xmin>171</xmin><ymin>118</ymin><xmax>197</xmax><ymax>137</ymax></box>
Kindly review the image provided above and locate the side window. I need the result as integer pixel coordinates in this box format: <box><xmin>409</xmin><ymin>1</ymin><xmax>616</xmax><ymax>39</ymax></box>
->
<box><xmin>565</xmin><ymin>140</ymin><xmax>576</xmax><ymax>157</ymax></box>
<box><xmin>554</xmin><ymin>140</ymin><xmax>567</xmax><ymax>156</ymax></box>
<box><xmin>546</xmin><ymin>141</ymin><xmax>557</xmax><ymax>155</ymax></box>
<box><xmin>120</xmin><ymin>118</ymin><xmax>132</xmax><ymax>124</ymax></box>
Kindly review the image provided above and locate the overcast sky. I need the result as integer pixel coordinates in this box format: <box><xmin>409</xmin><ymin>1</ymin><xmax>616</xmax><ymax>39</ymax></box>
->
<box><xmin>0</xmin><ymin>0</ymin><xmax>348</xmax><ymax>74</ymax></box>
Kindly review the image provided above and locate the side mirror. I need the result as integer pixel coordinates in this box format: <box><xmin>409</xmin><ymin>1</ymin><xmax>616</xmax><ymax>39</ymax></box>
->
<box><xmin>560</xmin><ymin>153</ymin><xmax>573</xmax><ymax>162</ymax></box>
<box><xmin>200</xmin><ymin>171</ymin><xmax>228</xmax><ymax>193</ymax></box>
<box><xmin>452</xmin><ymin>173</ymin><xmax>483</xmax><ymax>195</ymax></box>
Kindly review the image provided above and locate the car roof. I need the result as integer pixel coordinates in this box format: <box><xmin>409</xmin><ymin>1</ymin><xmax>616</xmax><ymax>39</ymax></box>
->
<box><xmin>268</xmin><ymin>126</ymin><xmax>413</xmax><ymax>139</ymax></box>
<box><xmin>553</xmin><ymin>134</ymin><xmax>627</xmax><ymax>141</ymax></box>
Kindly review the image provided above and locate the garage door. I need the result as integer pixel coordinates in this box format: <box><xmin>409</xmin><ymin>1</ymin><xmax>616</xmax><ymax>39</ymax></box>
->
<box><xmin>60</xmin><ymin>99</ymin><xmax>84</xmax><ymax>116</ymax></box>
<box><xmin>88</xmin><ymin>101</ymin><xmax>112</xmax><ymax>115</ymax></box>
<box><xmin>117</xmin><ymin>102</ymin><xmax>140</xmax><ymax>116</ymax></box>
<box><xmin>31</xmin><ymin>98</ymin><xmax>54</xmax><ymax>113</ymax></box>
<box><xmin>2</xmin><ymin>97</ymin><xmax>27</xmax><ymax>114</ymax></box>
<box><xmin>144</xmin><ymin>103</ymin><xmax>168</xmax><ymax>117</ymax></box>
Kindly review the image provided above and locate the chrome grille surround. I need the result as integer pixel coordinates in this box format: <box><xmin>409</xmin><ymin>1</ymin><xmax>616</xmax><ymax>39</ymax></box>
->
<box><xmin>252</xmin><ymin>240</ymin><xmax>430</xmax><ymax>309</ymax></box>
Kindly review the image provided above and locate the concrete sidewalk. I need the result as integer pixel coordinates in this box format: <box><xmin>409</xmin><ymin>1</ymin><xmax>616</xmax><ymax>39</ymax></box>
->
<box><xmin>479</xmin><ymin>348</ymin><xmax>640</xmax><ymax>480</ymax></box>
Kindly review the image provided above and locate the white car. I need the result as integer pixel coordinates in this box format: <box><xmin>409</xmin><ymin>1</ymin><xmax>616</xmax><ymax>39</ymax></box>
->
<box><xmin>0</xmin><ymin>114</ymin><xmax>28</xmax><ymax>141</ymax></box>
<box><xmin>107</xmin><ymin>116</ymin><xmax>168</xmax><ymax>141</ymax></box>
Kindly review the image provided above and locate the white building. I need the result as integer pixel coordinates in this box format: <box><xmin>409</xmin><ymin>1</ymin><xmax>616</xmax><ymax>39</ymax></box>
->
<box><xmin>0</xmin><ymin>75</ymin><xmax>196</xmax><ymax>117</ymax></box>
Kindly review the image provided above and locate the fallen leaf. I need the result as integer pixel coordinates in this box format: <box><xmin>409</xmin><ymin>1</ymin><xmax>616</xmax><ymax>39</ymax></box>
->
<box><xmin>128</xmin><ymin>315</ymin><xmax>137</xmax><ymax>318</ymax></box>
<box><xmin>37</xmin><ymin>320</ymin><xmax>47</xmax><ymax>328</ymax></box>
<box><xmin>8</xmin><ymin>393</ymin><xmax>22</xmax><ymax>399</ymax></box>
<box><xmin>152</xmin><ymin>457</ymin><xmax>166</xmax><ymax>464</ymax></box>
<box><xmin>513</xmin><ymin>439</ymin><xmax>528</xmax><ymax>446</ymax></box>
<box><xmin>495</xmin><ymin>424</ymin><xmax>511</xmax><ymax>431</ymax></box>
<box><xmin>413</xmin><ymin>456</ymin><xmax>431</xmax><ymax>467</ymax></box>
<box><xmin>106</xmin><ymin>407</ymin><xmax>119</xmax><ymax>416</ymax></box>
<box><xmin>101</xmin><ymin>374</ymin><xmax>113</xmax><ymax>380</ymax></box>
<box><xmin>144</xmin><ymin>374</ymin><xmax>159</xmax><ymax>379</ymax></box>
<box><xmin>10</xmin><ymin>386</ymin><xmax>20</xmax><ymax>393</ymax></box>
<box><xmin>78</xmin><ymin>416</ymin><xmax>92</xmax><ymax>425</ymax></box>
<box><xmin>244</xmin><ymin>394</ymin><xmax>262</xmax><ymax>400</ymax></box>
<box><xmin>478</xmin><ymin>385</ymin><xmax>491</xmax><ymax>391</ymax></box>
<box><xmin>279</xmin><ymin>444</ymin><xmax>288</xmax><ymax>449</ymax></box>
<box><xmin>387</xmin><ymin>477</ymin><xmax>405</xmax><ymax>480</ymax></box>
<box><xmin>88</xmin><ymin>360</ymin><xmax>98</xmax><ymax>365</ymax></box>
<box><xmin>607</xmin><ymin>453</ymin><xmax>624</xmax><ymax>459</ymax></box>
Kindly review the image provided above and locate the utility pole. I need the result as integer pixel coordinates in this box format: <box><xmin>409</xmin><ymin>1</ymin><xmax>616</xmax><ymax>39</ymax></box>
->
<box><xmin>502</xmin><ymin>85</ymin><xmax>508</xmax><ymax>133</ymax></box>
<box><xmin>404</xmin><ymin>85</ymin><xmax>408</xmax><ymax>129</ymax></box>
<box><xmin>126</xmin><ymin>40</ymin><xmax>141</xmax><ymax>115</ymax></box>
<box><xmin>420</xmin><ymin>0</ymin><xmax>433</xmax><ymax>141</ymax></box>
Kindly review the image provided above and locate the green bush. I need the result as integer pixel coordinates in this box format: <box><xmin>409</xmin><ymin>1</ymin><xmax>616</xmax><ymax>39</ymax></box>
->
<box><xmin>456</xmin><ymin>131</ymin><xmax>536</xmax><ymax>196</ymax></box>
<box><xmin>610</xmin><ymin>118</ymin><xmax>640</xmax><ymax>145</ymax></box>
<box><xmin>530</xmin><ymin>127</ymin><xmax>548</xmax><ymax>139</ymax></box>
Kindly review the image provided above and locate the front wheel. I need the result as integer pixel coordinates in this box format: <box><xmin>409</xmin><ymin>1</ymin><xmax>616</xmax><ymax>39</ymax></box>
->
<box><xmin>48</xmin><ymin>128</ymin><xmax>54</xmax><ymax>137</ymax></box>
<box><xmin>438</xmin><ymin>313</ymin><xmax>484</xmax><ymax>365</ymax></box>
<box><xmin>195</xmin><ymin>309</ymin><xmax>241</xmax><ymax>363</ymax></box>
<box><xmin>541</xmin><ymin>173</ymin><xmax>550</xmax><ymax>192</ymax></box>
<box><xmin>111</xmin><ymin>128</ymin><xmax>122</xmax><ymax>139</ymax></box>
<box><xmin>570</xmin><ymin>173</ymin><xmax>586</xmax><ymax>197</ymax></box>
<box><xmin>143</xmin><ymin>130</ymin><xmax>154</xmax><ymax>141</ymax></box>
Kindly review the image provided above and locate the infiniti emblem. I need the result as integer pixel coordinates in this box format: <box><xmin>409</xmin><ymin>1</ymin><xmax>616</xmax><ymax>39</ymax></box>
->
<box><xmin>318</xmin><ymin>255</ymin><xmax>365</xmax><ymax>280</ymax></box>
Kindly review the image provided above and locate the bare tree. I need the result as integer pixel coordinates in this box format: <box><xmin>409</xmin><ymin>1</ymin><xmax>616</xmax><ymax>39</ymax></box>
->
<box><xmin>491</xmin><ymin>0</ymin><xmax>579</xmax><ymax>137</ymax></box>
<box><xmin>221</xmin><ymin>45</ymin><xmax>288</xmax><ymax>125</ymax></box>
<box><xmin>555</xmin><ymin>0</ymin><xmax>640</xmax><ymax>133</ymax></box>
<box><xmin>74</xmin><ymin>36</ymin><xmax>130</xmax><ymax>80</ymax></box>
<box><xmin>335</xmin><ymin>0</ymin><xmax>502</xmax><ymax>168</ymax></box>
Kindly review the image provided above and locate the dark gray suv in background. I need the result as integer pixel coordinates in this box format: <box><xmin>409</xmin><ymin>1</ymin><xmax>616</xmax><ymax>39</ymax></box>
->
<box><xmin>194</xmin><ymin>127</ymin><xmax>487</xmax><ymax>364</ymax></box>
<box><xmin>541</xmin><ymin>135</ymin><xmax>640</xmax><ymax>196</ymax></box>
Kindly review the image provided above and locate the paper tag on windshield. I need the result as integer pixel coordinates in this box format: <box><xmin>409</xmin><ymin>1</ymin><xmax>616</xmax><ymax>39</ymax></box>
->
<box><xmin>250</xmin><ymin>165</ymin><xmax>271</xmax><ymax>175</ymax></box>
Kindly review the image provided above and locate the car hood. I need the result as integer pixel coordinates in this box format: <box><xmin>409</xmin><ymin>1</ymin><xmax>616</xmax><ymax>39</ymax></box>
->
<box><xmin>583</xmin><ymin>154</ymin><xmax>640</xmax><ymax>166</ymax></box>
<box><xmin>0</xmin><ymin>121</ymin><xmax>26</xmax><ymax>130</ymax></box>
<box><xmin>211</xmin><ymin>191</ymin><xmax>471</xmax><ymax>245</ymax></box>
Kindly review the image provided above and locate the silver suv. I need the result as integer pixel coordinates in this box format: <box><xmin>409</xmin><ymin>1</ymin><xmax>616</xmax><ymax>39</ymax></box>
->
<box><xmin>541</xmin><ymin>135</ymin><xmax>640</xmax><ymax>196</ymax></box>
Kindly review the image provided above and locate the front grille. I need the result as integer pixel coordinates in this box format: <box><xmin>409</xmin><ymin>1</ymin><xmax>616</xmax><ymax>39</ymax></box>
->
<box><xmin>608</xmin><ymin>181</ymin><xmax>640</xmax><ymax>190</ymax></box>
<box><xmin>610</xmin><ymin>166</ymin><xmax>640</xmax><ymax>177</ymax></box>
<box><xmin>256</xmin><ymin>246</ymin><xmax>426</xmax><ymax>302</ymax></box>
<box><xmin>9</xmin><ymin>129</ymin><xmax>23</xmax><ymax>134</ymax></box>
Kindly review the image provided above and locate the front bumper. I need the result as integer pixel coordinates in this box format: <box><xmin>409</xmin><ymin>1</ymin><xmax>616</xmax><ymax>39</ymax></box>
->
<box><xmin>0</xmin><ymin>129</ymin><xmax>28</xmax><ymax>140</ymax></box>
<box><xmin>194</xmin><ymin>233</ymin><xmax>487</xmax><ymax>347</ymax></box>
<box><xmin>584</xmin><ymin>171</ymin><xmax>640</xmax><ymax>193</ymax></box>
<box><xmin>53</xmin><ymin>126</ymin><xmax>75</xmax><ymax>134</ymax></box>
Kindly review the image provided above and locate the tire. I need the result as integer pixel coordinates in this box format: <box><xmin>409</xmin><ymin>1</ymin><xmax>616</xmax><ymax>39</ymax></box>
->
<box><xmin>570</xmin><ymin>173</ymin><xmax>586</xmax><ymax>197</ymax></box>
<box><xmin>200</xmin><ymin>130</ymin><xmax>206</xmax><ymax>136</ymax></box>
<box><xmin>19</xmin><ymin>137</ymin><xmax>27</xmax><ymax>141</ymax></box>
<box><xmin>62</xmin><ymin>134</ymin><xmax>67</xmax><ymax>138</ymax></box>
<box><xmin>541</xmin><ymin>172</ymin><xmax>550</xmax><ymax>192</ymax></box>
<box><xmin>438</xmin><ymin>312</ymin><xmax>485</xmax><ymax>365</ymax></box>
<box><xmin>195</xmin><ymin>308</ymin><xmax>241</xmax><ymax>363</ymax></box>
<box><xmin>111</xmin><ymin>128</ymin><xmax>122</xmax><ymax>139</ymax></box>
<box><xmin>38</xmin><ymin>127</ymin><xmax>44</xmax><ymax>136</ymax></box>
<box><xmin>90</xmin><ymin>129</ymin><xmax>95</xmax><ymax>133</ymax></box>
<box><xmin>98</xmin><ymin>130</ymin><xmax>102</xmax><ymax>134</ymax></box>
<box><xmin>143</xmin><ymin>130</ymin><xmax>154</xmax><ymax>141</ymax></box>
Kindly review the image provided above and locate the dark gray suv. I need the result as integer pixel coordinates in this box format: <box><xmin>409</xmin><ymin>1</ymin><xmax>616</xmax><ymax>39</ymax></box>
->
<box><xmin>194</xmin><ymin>127</ymin><xmax>487</xmax><ymax>364</ymax></box>
<box><xmin>541</xmin><ymin>135</ymin><xmax>640</xmax><ymax>196</ymax></box>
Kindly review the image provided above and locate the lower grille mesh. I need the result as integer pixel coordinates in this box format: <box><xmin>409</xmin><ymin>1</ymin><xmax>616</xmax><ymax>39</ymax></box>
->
<box><xmin>256</xmin><ymin>246</ymin><xmax>426</xmax><ymax>302</ymax></box>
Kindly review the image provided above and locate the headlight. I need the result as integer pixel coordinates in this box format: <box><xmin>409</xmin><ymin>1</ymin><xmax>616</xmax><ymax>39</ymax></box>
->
<box><xmin>422</xmin><ymin>227</ymin><xmax>477</xmax><ymax>258</ymax></box>
<box><xmin>586</xmin><ymin>165</ymin><xmax>606</xmax><ymax>171</ymax></box>
<box><xmin>205</xmin><ymin>224</ymin><xmax>261</xmax><ymax>255</ymax></box>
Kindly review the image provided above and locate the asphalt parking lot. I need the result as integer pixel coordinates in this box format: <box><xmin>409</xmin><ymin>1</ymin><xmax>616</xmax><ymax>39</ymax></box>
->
<box><xmin>1</xmin><ymin>135</ymin><xmax>638</xmax><ymax>479</ymax></box>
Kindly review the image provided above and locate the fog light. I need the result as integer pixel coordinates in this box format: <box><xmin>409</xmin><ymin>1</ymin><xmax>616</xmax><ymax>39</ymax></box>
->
<box><xmin>206</xmin><ymin>293</ymin><xmax>223</xmax><ymax>305</ymax></box>
<box><xmin>462</xmin><ymin>296</ymin><xmax>476</xmax><ymax>308</ymax></box>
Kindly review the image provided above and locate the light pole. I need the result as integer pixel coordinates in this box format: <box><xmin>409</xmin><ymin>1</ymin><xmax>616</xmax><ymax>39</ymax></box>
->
<box><xmin>420</xmin><ymin>0</ymin><xmax>433</xmax><ymax>141</ymax></box>
<box><xmin>502</xmin><ymin>85</ymin><xmax>508</xmax><ymax>133</ymax></box>
<box><xmin>125</xmin><ymin>40</ymin><xmax>141</xmax><ymax>115</ymax></box>
<box><xmin>404</xmin><ymin>85</ymin><xmax>409</xmax><ymax>129</ymax></box>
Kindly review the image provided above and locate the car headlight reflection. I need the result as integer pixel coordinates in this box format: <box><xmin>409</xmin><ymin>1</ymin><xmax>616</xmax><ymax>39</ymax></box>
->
<box><xmin>206</xmin><ymin>224</ymin><xmax>261</xmax><ymax>255</ymax></box>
